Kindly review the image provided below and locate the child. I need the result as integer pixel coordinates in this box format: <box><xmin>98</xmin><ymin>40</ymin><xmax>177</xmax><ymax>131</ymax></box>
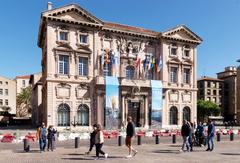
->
<box><xmin>85</xmin><ymin>124</ymin><xmax>97</xmax><ymax>155</ymax></box>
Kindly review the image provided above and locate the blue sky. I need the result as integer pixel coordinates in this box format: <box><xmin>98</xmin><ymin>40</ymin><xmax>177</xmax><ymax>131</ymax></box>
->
<box><xmin>0</xmin><ymin>0</ymin><xmax>239</xmax><ymax>79</ymax></box>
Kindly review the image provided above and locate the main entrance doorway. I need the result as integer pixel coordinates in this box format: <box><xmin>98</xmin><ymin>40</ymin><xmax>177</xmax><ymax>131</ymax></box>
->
<box><xmin>128</xmin><ymin>101</ymin><xmax>141</xmax><ymax>127</ymax></box>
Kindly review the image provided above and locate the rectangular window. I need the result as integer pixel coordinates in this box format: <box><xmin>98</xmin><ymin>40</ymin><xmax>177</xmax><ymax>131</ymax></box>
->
<box><xmin>0</xmin><ymin>89</ymin><xmax>2</xmax><ymax>95</ymax></box>
<box><xmin>22</xmin><ymin>80</ymin><xmax>26</xmax><ymax>87</ymax></box>
<box><xmin>58</xmin><ymin>55</ymin><xmax>69</xmax><ymax>75</ymax></box>
<box><xmin>5</xmin><ymin>99</ymin><xmax>8</xmax><ymax>106</ymax></box>
<box><xmin>171</xmin><ymin>48</ymin><xmax>177</xmax><ymax>56</ymax></box>
<box><xmin>0</xmin><ymin>99</ymin><xmax>2</xmax><ymax>105</ymax></box>
<box><xmin>183</xmin><ymin>68</ymin><xmax>190</xmax><ymax>84</ymax></box>
<box><xmin>79</xmin><ymin>35</ymin><xmax>88</xmax><ymax>44</ymax></box>
<box><xmin>59</xmin><ymin>31</ymin><xmax>68</xmax><ymax>41</ymax></box>
<box><xmin>5</xmin><ymin>89</ymin><xmax>8</xmax><ymax>96</ymax></box>
<box><xmin>170</xmin><ymin>67</ymin><xmax>178</xmax><ymax>83</ymax></box>
<box><xmin>207</xmin><ymin>97</ymin><xmax>211</xmax><ymax>101</ymax></box>
<box><xmin>5</xmin><ymin>81</ymin><xmax>8</xmax><ymax>85</ymax></box>
<box><xmin>213</xmin><ymin>90</ymin><xmax>217</xmax><ymax>95</ymax></box>
<box><xmin>184</xmin><ymin>50</ymin><xmax>190</xmax><ymax>58</ymax></box>
<box><xmin>78</xmin><ymin>57</ymin><xmax>88</xmax><ymax>76</ymax></box>
<box><xmin>207</xmin><ymin>81</ymin><xmax>211</xmax><ymax>87</ymax></box>
<box><xmin>207</xmin><ymin>89</ymin><xmax>211</xmax><ymax>95</ymax></box>
<box><xmin>0</xmin><ymin>81</ymin><xmax>2</xmax><ymax>85</ymax></box>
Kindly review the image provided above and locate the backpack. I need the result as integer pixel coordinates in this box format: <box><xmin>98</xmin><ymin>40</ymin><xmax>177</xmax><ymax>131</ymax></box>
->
<box><xmin>41</xmin><ymin>127</ymin><xmax>46</xmax><ymax>138</ymax></box>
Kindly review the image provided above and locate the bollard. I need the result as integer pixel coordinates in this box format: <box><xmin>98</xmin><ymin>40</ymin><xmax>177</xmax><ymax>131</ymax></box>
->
<box><xmin>118</xmin><ymin>135</ymin><xmax>122</xmax><ymax>146</ymax></box>
<box><xmin>75</xmin><ymin>137</ymin><xmax>80</xmax><ymax>148</ymax></box>
<box><xmin>137</xmin><ymin>135</ymin><xmax>141</xmax><ymax>145</ymax></box>
<box><xmin>230</xmin><ymin>132</ymin><xmax>234</xmax><ymax>141</ymax></box>
<box><xmin>217</xmin><ymin>133</ymin><xmax>221</xmax><ymax>142</ymax></box>
<box><xmin>155</xmin><ymin>134</ymin><xmax>159</xmax><ymax>144</ymax></box>
<box><xmin>172</xmin><ymin>134</ymin><xmax>176</xmax><ymax>144</ymax></box>
<box><xmin>23</xmin><ymin>139</ymin><xmax>30</xmax><ymax>152</ymax></box>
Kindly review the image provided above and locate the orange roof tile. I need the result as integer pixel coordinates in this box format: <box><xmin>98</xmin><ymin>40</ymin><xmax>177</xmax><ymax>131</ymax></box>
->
<box><xmin>103</xmin><ymin>22</ymin><xmax>160</xmax><ymax>36</ymax></box>
<box><xmin>16</xmin><ymin>75</ymin><xmax>31</xmax><ymax>79</ymax></box>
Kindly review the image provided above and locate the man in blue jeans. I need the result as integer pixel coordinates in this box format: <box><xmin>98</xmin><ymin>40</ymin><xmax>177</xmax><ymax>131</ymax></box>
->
<box><xmin>36</xmin><ymin>122</ymin><xmax>47</xmax><ymax>152</ymax></box>
<box><xmin>206</xmin><ymin>120</ymin><xmax>215</xmax><ymax>151</ymax></box>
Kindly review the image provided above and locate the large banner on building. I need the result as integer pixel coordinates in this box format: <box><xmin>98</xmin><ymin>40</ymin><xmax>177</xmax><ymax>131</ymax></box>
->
<box><xmin>105</xmin><ymin>76</ymin><xmax>119</xmax><ymax>129</ymax></box>
<box><xmin>151</xmin><ymin>80</ymin><xmax>163</xmax><ymax>128</ymax></box>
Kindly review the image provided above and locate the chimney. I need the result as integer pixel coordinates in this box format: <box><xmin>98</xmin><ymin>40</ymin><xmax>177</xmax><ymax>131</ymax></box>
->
<box><xmin>47</xmin><ymin>2</ymin><xmax>53</xmax><ymax>10</ymax></box>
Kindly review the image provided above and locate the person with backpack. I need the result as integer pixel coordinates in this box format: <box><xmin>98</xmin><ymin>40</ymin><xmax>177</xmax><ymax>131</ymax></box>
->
<box><xmin>47</xmin><ymin>125</ymin><xmax>57</xmax><ymax>151</ymax></box>
<box><xmin>36</xmin><ymin>122</ymin><xmax>47</xmax><ymax>152</ymax></box>
<box><xmin>95</xmin><ymin>124</ymin><xmax>108</xmax><ymax>160</ymax></box>
<box><xmin>125</xmin><ymin>116</ymin><xmax>137</xmax><ymax>158</ymax></box>
<box><xmin>85</xmin><ymin>124</ymin><xmax>97</xmax><ymax>155</ymax></box>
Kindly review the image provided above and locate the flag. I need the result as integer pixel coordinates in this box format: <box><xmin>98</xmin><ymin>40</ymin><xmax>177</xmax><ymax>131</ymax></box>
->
<box><xmin>105</xmin><ymin>49</ymin><xmax>109</xmax><ymax>65</ymax></box>
<box><xmin>101</xmin><ymin>49</ymin><xmax>105</xmax><ymax>66</ymax></box>
<box><xmin>148</xmin><ymin>54</ymin><xmax>151</xmax><ymax>70</ymax></box>
<box><xmin>143</xmin><ymin>56</ymin><xmax>147</xmax><ymax>70</ymax></box>
<box><xmin>157</xmin><ymin>55</ymin><xmax>163</xmax><ymax>72</ymax></box>
<box><xmin>155</xmin><ymin>57</ymin><xmax>158</xmax><ymax>71</ymax></box>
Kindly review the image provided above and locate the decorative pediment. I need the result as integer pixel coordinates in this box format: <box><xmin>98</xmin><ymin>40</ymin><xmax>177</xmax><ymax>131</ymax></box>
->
<box><xmin>42</xmin><ymin>4</ymin><xmax>103</xmax><ymax>25</ymax></box>
<box><xmin>76</xmin><ymin>45</ymin><xmax>92</xmax><ymax>54</ymax></box>
<box><xmin>168</xmin><ymin>57</ymin><xmax>181</xmax><ymax>64</ymax></box>
<box><xmin>163</xmin><ymin>25</ymin><xmax>202</xmax><ymax>44</ymax></box>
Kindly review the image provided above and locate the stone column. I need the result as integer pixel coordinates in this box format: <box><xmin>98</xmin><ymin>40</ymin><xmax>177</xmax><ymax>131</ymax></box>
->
<box><xmin>121</xmin><ymin>96</ymin><xmax>125</xmax><ymax>125</ymax></box>
<box><xmin>144</xmin><ymin>96</ymin><xmax>149</xmax><ymax>128</ymax></box>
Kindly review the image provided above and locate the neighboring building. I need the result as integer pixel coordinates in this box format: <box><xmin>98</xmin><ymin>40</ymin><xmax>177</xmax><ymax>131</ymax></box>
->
<box><xmin>0</xmin><ymin>76</ymin><xmax>16</xmax><ymax>115</ymax></box>
<box><xmin>29</xmin><ymin>73</ymin><xmax>42</xmax><ymax>126</ymax></box>
<box><xmin>15</xmin><ymin>75</ymin><xmax>31</xmax><ymax>117</ymax></box>
<box><xmin>237</xmin><ymin>65</ymin><xmax>240</xmax><ymax>122</ymax></box>
<box><xmin>197</xmin><ymin>76</ymin><xmax>224</xmax><ymax>114</ymax></box>
<box><xmin>15</xmin><ymin>75</ymin><xmax>30</xmax><ymax>94</ymax></box>
<box><xmin>37</xmin><ymin>3</ymin><xmax>202</xmax><ymax>130</ymax></box>
<box><xmin>217</xmin><ymin>66</ymin><xmax>237</xmax><ymax>121</ymax></box>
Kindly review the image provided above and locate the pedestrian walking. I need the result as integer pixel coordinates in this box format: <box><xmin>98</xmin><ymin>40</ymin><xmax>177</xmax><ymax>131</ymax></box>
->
<box><xmin>95</xmin><ymin>124</ymin><xmax>108</xmax><ymax>160</ymax></box>
<box><xmin>85</xmin><ymin>124</ymin><xmax>97</xmax><ymax>155</ymax></box>
<box><xmin>206</xmin><ymin>120</ymin><xmax>215</xmax><ymax>151</ymax></box>
<box><xmin>125</xmin><ymin>116</ymin><xmax>137</xmax><ymax>158</ymax></box>
<box><xmin>180</xmin><ymin>120</ymin><xmax>190</xmax><ymax>152</ymax></box>
<box><xmin>188</xmin><ymin>122</ymin><xmax>193</xmax><ymax>151</ymax></box>
<box><xmin>36</xmin><ymin>122</ymin><xmax>47</xmax><ymax>152</ymax></box>
<box><xmin>47</xmin><ymin>125</ymin><xmax>57</xmax><ymax>151</ymax></box>
<box><xmin>196</xmin><ymin>122</ymin><xmax>204</xmax><ymax>146</ymax></box>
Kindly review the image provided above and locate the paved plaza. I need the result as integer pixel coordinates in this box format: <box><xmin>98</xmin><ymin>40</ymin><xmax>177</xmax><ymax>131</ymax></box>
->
<box><xmin>0</xmin><ymin>136</ymin><xmax>240</xmax><ymax>163</ymax></box>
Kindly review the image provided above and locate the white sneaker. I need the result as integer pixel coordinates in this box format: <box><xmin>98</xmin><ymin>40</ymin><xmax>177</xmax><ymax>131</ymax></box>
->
<box><xmin>132</xmin><ymin>150</ymin><xmax>138</xmax><ymax>157</ymax></box>
<box><xmin>126</xmin><ymin>155</ymin><xmax>132</xmax><ymax>158</ymax></box>
<box><xmin>94</xmin><ymin>157</ymin><xmax>100</xmax><ymax>160</ymax></box>
<box><xmin>104</xmin><ymin>153</ymin><xmax>108</xmax><ymax>158</ymax></box>
<box><xmin>179</xmin><ymin>149</ymin><xmax>183</xmax><ymax>152</ymax></box>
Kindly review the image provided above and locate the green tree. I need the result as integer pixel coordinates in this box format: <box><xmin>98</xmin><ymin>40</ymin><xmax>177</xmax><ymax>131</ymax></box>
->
<box><xmin>16</xmin><ymin>86</ymin><xmax>32</xmax><ymax>117</ymax></box>
<box><xmin>197</xmin><ymin>99</ymin><xmax>221</xmax><ymax>122</ymax></box>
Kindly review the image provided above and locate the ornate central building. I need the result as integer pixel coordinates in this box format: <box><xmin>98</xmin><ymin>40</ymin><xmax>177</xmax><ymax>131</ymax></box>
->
<box><xmin>37</xmin><ymin>3</ymin><xmax>202</xmax><ymax>130</ymax></box>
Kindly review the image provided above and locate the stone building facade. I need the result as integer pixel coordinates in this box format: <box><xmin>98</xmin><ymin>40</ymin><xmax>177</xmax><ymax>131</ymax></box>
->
<box><xmin>217</xmin><ymin>66</ymin><xmax>237</xmax><ymax>121</ymax></box>
<box><xmin>197</xmin><ymin>76</ymin><xmax>224</xmax><ymax>115</ymax></box>
<box><xmin>237</xmin><ymin>65</ymin><xmax>240</xmax><ymax>121</ymax></box>
<box><xmin>37</xmin><ymin>3</ymin><xmax>202</xmax><ymax>130</ymax></box>
<box><xmin>0</xmin><ymin>76</ymin><xmax>16</xmax><ymax>115</ymax></box>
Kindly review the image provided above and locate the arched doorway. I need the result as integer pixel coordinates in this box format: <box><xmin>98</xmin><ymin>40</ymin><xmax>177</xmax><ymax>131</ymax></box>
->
<box><xmin>183</xmin><ymin>106</ymin><xmax>191</xmax><ymax>122</ymax></box>
<box><xmin>169</xmin><ymin>106</ymin><xmax>178</xmax><ymax>125</ymax></box>
<box><xmin>77</xmin><ymin>104</ymin><xmax>89</xmax><ymax>126</ymax></box>
<box><xmin>57</xmin><ymin>103</ymin><xmax>70</xmax><ymax>126</ymax></box>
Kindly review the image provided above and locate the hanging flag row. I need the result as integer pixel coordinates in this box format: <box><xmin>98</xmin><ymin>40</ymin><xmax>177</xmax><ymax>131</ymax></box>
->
<box><xmin>101</xmin><ymin>48</ymin><xmax>162</xmax><ymax>72</ymax></box>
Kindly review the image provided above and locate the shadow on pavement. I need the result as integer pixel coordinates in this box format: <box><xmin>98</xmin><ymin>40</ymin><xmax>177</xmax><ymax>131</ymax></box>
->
<box><xmin>152</xmin><ymin>149</ymin><xmax>180</xmax><ymax>154</ymax></box>
<box><xmin>169</xmin><ymin>145</ymin><xmax>181</xmax><ymax>147</ymax></box>
<box><xmin>64</xmin><ymin>153</ymin><xmax>85</xmax><ymax>156</ymax></box>
<box><xmin>13</xmin><ymin>149</ymin><xmax>40</xmax><ymax>153</ymax></box>
<box><xmin>62</xmin><ymin>157</ymin><xmax>94</xmax><ymax>160</ymax></box>
<box><xmin>220</xmin><ymin>153</ymin><xmax>240</xmax><ymax>156</ymax></box>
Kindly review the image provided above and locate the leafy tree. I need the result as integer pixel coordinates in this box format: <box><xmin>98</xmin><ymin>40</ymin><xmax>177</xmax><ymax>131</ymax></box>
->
<box><xmin>16</xmin><ymin>86</ymin><xmax>32</xmax><ymax>117</ymax></box>
<box><xmin>197</xmin><ymin>99</ymin><xmax>221</xmax><ymax>122</ymax></box>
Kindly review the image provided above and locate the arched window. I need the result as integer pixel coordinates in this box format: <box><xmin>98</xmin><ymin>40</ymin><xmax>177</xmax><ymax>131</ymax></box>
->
<box><xmin>183</xmin><ymin>106</ymin><xmax>191</xmax><ymax>122</ymax></box>
<box><xmin>126</xmin><ymin>66</ymin><xmax>135</xmax><ymax>79</ymax></box>
<box><xmin>169</xmin><ymin>106</ymin><xmax>178</xmax><ymax>125</ymax></box>
<box><xmin>57</xmin><ymin>103</ymin><xmax>70</xmax><ymax>126</ymax></box>
<box><xmin>77</xmin><ymin>104</ymin><xmax>89</xmax><ymax>126</ymax></box>
<box><xmin>103</xmin><ymin>64</ymin><xmax>112</xmax><ymax>76</ymax></box>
